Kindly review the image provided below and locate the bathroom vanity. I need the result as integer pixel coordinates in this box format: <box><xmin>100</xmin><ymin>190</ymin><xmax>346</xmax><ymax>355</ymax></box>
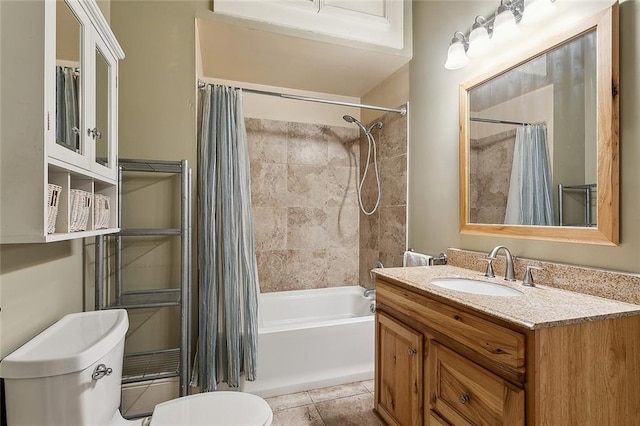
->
<box><xmin>372</xmin><ymin>266</ymin><xmax>640</xmax><ymax>425</ymax></box>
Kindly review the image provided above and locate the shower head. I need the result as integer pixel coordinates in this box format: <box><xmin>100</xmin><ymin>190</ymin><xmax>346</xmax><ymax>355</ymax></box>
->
<box><xmin>343</xmin><ymin>115</ymin><xmax>367</xmax><ymax>133</ymax></box>
<box><xmin>342</xmin><ymin>115</ymin><xmax>381</xmax><ymax>134</ymax></box>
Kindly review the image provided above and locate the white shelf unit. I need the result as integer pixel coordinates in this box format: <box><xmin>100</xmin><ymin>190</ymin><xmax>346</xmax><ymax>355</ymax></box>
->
<box><xmin>0</xmin><ymin>0</ymin><xmax>123</xmax><ymax>243</ymax></box>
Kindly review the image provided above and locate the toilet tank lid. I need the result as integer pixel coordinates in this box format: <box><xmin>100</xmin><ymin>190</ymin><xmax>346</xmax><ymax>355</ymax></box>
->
<box><xmin>0</xmin><ymin>309</ymin><xmax>129</xmax><ymax>379</ymax></box>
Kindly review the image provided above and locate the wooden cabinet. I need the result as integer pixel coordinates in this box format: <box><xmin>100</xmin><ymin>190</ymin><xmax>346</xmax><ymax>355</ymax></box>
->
<box><xmin>429</xmin><ymin>342</ymin><xmax>524</xmax><ymax>425</ymax></box>
<box><xmin>375</xmin><ymin>311</ymin><xmax>423</xmax><ymax>426</ymax></box>
<box><xmin>0</xmin><ymin>0</ymin><xmax>124</xmax><ymax>243</ymax></box>
<box><xmin>374</xmin><ymin>277</ymin><xmax>640</xmax><ymax>425</ymax></box>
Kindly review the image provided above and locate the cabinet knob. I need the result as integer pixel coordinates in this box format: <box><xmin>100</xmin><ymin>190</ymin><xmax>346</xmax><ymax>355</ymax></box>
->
<box><xmin>458</xmin><ymin>394</ymin><xmax>470</xmax><ymax>404</ymax></box>
<box><xmin>408</xmin><ymin>348</ymin><xmax>417</xmax><ymax>356</ymax></box>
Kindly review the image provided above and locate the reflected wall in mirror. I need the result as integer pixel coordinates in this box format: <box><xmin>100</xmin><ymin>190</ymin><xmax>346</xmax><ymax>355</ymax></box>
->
<box><xmin>468</xmin><ymin>30</ymin><xmax>596</xmax><ymax>227</ymax></box>
<box><xmin>56</xmin><ymin>0</ymin><xmax>82</xmax><ymax>153</ymax></box>
<box><xmin>459</xmin><ymin>3</ymin><xmax>618</xmax><ymax>245</ymax></box>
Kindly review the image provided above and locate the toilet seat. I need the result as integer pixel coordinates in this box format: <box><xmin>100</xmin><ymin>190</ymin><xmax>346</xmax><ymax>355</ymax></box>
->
<box><xmin>150</xmin><ymin>392</ymin><xmax>273</xmax><ymax>426</ymax></box>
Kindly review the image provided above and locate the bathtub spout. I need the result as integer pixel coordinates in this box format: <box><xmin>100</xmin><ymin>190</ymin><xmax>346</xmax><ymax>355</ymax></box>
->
<box><xmin>364</xmin><ymin>288</ymin><xmax>376</xmax><ymax>298</ymax></box>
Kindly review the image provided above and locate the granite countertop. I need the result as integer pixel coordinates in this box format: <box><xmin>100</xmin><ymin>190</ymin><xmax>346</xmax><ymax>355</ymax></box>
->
<box><xmin>372</xmin><ymin>265</ymin><xmax>640</xmax><ymax>330</ymax></box>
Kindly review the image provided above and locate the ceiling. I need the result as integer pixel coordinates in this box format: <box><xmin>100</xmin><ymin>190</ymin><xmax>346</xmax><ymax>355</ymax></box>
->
<box><xmin>196</xmin><ymin>17</ymin><xmax>411</xmax><ymax>98</ymax></box>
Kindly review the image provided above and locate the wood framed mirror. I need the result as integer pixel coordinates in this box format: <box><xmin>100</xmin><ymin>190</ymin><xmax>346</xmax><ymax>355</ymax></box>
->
<box><xmin>459</xmin><ymin>3</ymin><xmax>619</xmax><ymax>245</ymax></box>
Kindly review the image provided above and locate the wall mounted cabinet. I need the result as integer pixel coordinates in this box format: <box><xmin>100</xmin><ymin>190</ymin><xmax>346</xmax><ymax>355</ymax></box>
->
<box><xmin>0</xmin><ymin>0</ymin><xmax>124</xmax><ymax>243</ymax></box>
<box><xmin>213</xmin><ymin>0</ymin><xmax>406</xmax><ymax>49</ymax></box>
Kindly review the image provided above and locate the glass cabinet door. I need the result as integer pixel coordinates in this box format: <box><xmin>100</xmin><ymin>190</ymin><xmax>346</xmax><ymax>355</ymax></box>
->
<box><xmin>94</xmin><ymin>45</ymin><xmax>110</xmax><ymax>169</ymax></box>
<box><xmin>90</xmin><ymin>36</ymin><xmax>118</xmax><ymax>180</ymax></box>
<box><xmin>50</xmin><ymin>0</ymin><xmax>89</xmax><ymax>167</ymax></box>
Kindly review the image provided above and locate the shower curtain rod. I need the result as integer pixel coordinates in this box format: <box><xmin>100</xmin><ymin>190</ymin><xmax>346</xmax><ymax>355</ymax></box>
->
<box><xmin>197</xmin><ymin>80</ymin><xmax>407</xmax><ymax>115</ymax></box>
<box><xmin>470</xmin><ymin>117</ymin><xmax>532</xmax><ymax>126</ymax></box>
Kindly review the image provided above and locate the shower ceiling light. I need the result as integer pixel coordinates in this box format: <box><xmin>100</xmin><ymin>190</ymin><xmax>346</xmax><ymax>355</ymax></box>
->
<box><xmin>445</xmin><ymin>0</ymin><xmax>550</xmax><ymax>70</ymax></box>
<box><xmin>444</xmin><ymin>32</ymin><xmax>470</xmax><ymax>70</ymax></box>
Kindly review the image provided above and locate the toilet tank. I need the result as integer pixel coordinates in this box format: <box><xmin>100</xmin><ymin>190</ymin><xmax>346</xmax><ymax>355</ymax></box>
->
<box><xmin>0</xmin><ymin>309</ymin><xmax>129</xmax><ymax>426</ymax></box>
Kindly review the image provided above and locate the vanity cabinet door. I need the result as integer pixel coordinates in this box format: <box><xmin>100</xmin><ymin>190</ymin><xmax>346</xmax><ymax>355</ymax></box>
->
<box><xmin>428</xmin><ymin>342</ymin><xmax>524</xmax><ymax>426</ymax></box>
<box><xmin>375</xmin><ymin>311</ymin><xmax>423</xmax><ymax>426</ymax></box>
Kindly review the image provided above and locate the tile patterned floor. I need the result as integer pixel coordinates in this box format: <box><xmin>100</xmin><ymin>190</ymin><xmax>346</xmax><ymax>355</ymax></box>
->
<box><xmin>266</xmin><ymin>381</ymin><xmax>384</xmax><ymax>426</ymax></box>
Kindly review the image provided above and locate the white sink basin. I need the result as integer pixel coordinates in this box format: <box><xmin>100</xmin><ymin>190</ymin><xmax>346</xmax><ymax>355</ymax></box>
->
<box><xmin>430</xmin><ymin>278</ymin><xmax>524</xmax><ymax>297</ymax></box>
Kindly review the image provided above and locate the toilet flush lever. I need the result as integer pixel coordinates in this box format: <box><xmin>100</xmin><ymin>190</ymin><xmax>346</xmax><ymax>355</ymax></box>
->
<box><xmin>92</xmin><ymin>363</ymin><xmax>113</xmax><ymax>380</ymax></box>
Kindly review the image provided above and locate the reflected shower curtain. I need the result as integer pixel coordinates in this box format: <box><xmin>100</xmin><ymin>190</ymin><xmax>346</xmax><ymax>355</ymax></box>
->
<box><xmin>56</xmin><ymin>66</ymin><xmax>79</xmax><ymax>151</ymax></box>
<box><xmin>197</xmin><ymin>84</ymin><xmax>259</xmax><ymax>391</ymax></box>
<box><xmin>504</xmin><ymin>124</ymin><xmax>554</xmax><ymax>225</ymax></box>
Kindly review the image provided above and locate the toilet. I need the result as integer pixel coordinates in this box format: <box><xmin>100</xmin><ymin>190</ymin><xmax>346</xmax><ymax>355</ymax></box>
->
<box><xmin>0</xmin><ymin>310</ymin><xmax>273</xmax><ymax>426</ymax></box>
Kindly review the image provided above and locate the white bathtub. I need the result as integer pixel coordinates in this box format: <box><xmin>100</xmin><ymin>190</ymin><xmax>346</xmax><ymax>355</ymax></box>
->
<box><xmin>240</xmin><ymin>286</ymin><xmax>374</xmax><ymax>398</ymax></box>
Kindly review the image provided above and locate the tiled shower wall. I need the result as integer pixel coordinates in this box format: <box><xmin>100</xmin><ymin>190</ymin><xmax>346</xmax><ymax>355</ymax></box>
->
<box><xmin>359</xmin><ymin>108</ymin><xmax>408</xmax><ymax>288</ymax></box>
<box><xmin>246</xmin><ymin>118</ymin><xmax>361</xmax><ymax>293</ymax></box>
<box><xmin>469</xmin><ymin>129</ymin><xmax>516</xmax><ymax>224</ymax></box>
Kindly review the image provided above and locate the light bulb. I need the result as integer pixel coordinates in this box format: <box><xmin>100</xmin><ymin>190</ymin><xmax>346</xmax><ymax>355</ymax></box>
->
<box><xmin>492</xmin><ymin>8</ymin><xmax>519</xmax><ymax>44</ymax></box>
<box><xmin>467</xmin><ymin>25</ymin><xmax>491</xmax><ymax>59</ymax></box>
<box><xmin>444</xmin><ymin>41</ymin><xmax>470</xmax><ymax>70</ymax></box>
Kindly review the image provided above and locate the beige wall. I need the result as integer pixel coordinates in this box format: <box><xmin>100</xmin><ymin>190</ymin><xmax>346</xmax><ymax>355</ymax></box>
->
<box><xmin>409</xmin><ymin>0</ymin><xmax>640</xmax><ymax>273</ymax></box>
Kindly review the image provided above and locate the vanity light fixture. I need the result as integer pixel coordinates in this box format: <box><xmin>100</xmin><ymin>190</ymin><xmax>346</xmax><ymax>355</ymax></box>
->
<box><xmin>467</xmin><ymin>16</ymin><xmax>492</xmax><ymax>59</ymax></box>
<box><xmin>492</xmin><ymin>0</ymin><xmax>522</xmax><ymax>43</ymax></box>
<box><xmin>521</xmin><ymin>0</ymin><xmax>557</xmax><ymax>24</ymax></box>
<box><xmin>444</xmin><ymin>0</ymin><xmax>551</xmax><ymax>70</ymax></box>
<box><xmin>444</xmin><ymin>31</ymin><xmax>470</xmax><ymax>70</ymax></box>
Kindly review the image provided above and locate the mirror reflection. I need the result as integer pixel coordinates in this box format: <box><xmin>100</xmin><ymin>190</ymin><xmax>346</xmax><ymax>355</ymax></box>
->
<box><xmin>95</xmin><ymin>47</ymin><xmax>109</xmax><ymax>167</ymax></box>
<box><xmin>468</xmin><ymin>29</ymin><xmax>597</xmax><ymax>227</ymax></box>
<box><xmin>56</xmin><ymin>0</ymin><xmax>81</xmax><ymax>153</ymax></box>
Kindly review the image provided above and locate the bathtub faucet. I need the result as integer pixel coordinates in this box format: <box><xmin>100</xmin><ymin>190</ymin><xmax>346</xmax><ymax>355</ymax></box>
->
<box><xmin>364</xmin><ymin>288</ymin><xmax>376</xmax><ymax>298</ymax></box>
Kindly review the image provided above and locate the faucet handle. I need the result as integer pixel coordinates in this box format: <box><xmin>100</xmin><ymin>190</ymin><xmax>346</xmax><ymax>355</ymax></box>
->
<box><xmin>523</xmin><ymin>266</ymin><xmax>542</xmax><ymax>287</ymax></box>
<box><xmin>479</xmin><ymin>257</ymin><xmax>495</xmax><ymax>278</ymax></box>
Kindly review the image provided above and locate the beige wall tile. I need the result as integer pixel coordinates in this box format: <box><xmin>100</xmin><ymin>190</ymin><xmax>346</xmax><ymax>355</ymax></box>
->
<box><xmin>251</xmin><ymin>163</ymin><xmax>287</xmax><ymax>206</ymax></box>
<box><xmin>378</xmin><ymin>112</ymin><xmax>407</xmax><ymax>159</ymax></box>
<box><xmin>378</xmin><ymin>206</ymin><xmax>406</xmax><ymax>255</ymax></box>
<box><xmin>285</xmin><ymin>250</ymin><xmax>327</xmax><ymax>289</ymax></box>
<box><xmin>287</xmin><ymin>123</ymin><xmax>328</xmax><ymax>165</ymax></box>
<box><xmin>286</xmin><ymin>165</ymin><xmax>328</xmax><ymax>208</ymax></box>
<box><xmin>287</xmin><ymin>207</ymin><xmax>328</xmax><ymax>250</ymax></box>
<box><xmin>327</xmin><ymin>127</ymin><xmax>359</xmax><ymax>167</ymax></box>
<box><xmin>326</xmin><ymin>166</ymin><xmax>359</xmax><ymax>209</ymax></box>
<box><xmin>246</xmin><ymin>118</ymin><xmax>288</xmax><ymax>164</ymax></box>
<box><xmin>256</xmin><ymin>250</ymin><xmax>288</xmax><ymax>293</ymax></box>
<box><xmin>359</xmin><ymin>248</ymin><xmax>380</xmax><ymax>288</ymax></box>
<box><xmin>326</xmin><ymin>207</ymin><xmax>359</xmax><ymax>249</ymax></box>
<box><xmin>254</xmin><ymin>207</ymin><xmax>287</xmax><ymax>251</ymax></box>
<box><xmin>379</xmin><ymin>154</ymin><xmax>407</xmax><ymax>207</ymax></box>
<box><xmin>327</xmin><ymin>247</ymin><xmax>359</xmax><ymax>286</ymax></box>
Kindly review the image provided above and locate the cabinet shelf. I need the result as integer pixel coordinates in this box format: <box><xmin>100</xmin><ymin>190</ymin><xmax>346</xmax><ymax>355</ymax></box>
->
<box><xmin>122</xmin><ymin>348</ymin><xmax>181</xmax><ymax>384</ymax></box>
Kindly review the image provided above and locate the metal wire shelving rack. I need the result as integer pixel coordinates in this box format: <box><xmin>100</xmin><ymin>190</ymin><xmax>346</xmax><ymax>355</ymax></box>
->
<box><xmin>95</xmin><ymin>158</ymin><xmax>192</xmax><ymax>399</ymax></box>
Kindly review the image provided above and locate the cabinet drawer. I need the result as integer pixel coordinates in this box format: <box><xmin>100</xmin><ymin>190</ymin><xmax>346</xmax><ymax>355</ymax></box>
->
<box><xmin>376</xmin><ymin>280</ymin><xmax>525</xmax><ymax>376</ymax></box>
<box><xmin>429</xmin><ymin>342</ymin><xmax>524</xmax><ymax>426</ymax></box>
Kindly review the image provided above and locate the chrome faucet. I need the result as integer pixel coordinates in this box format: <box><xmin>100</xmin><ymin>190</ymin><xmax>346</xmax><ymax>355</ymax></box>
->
<box><xmin>364</xmin><ymin>288</ymin><xmax>376</xmax><ymax>298</ymax></box>
<box><xmin>487</xmin><ymin>245</ymin><xmax>516</xmax><ymax>281</ymax></box>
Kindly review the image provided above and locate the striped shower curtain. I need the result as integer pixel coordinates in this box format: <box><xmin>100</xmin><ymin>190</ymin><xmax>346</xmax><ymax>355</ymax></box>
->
<box><xmin>56</xmin><ymin>66</ymin><xmax>80</xmax><ymax>151</ymax></box>
<box><xmin>504</xmin><ymin>123</ymin><xmax>554</xmax><ymax>226</ymax></box>
<box><xmin>197</xmin><ymin>84</ymin><xmax>259</xmax><ymax>391</ymax></box>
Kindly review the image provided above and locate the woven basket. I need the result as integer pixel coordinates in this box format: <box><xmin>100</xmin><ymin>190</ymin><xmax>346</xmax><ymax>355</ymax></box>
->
<box><xmin>94</xmin><ymin>194</ymin><xmax>111</xmax><ymax>230</ymax></box>
<box><xmin>47</xmin><ymin>184</ymin><xmax>62</xmax><ymax>234</ymax></box>
<box><xmin>70</xmin><ymin>189</ymin><xmax>92</xmax><ymax>232</ymax></box>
